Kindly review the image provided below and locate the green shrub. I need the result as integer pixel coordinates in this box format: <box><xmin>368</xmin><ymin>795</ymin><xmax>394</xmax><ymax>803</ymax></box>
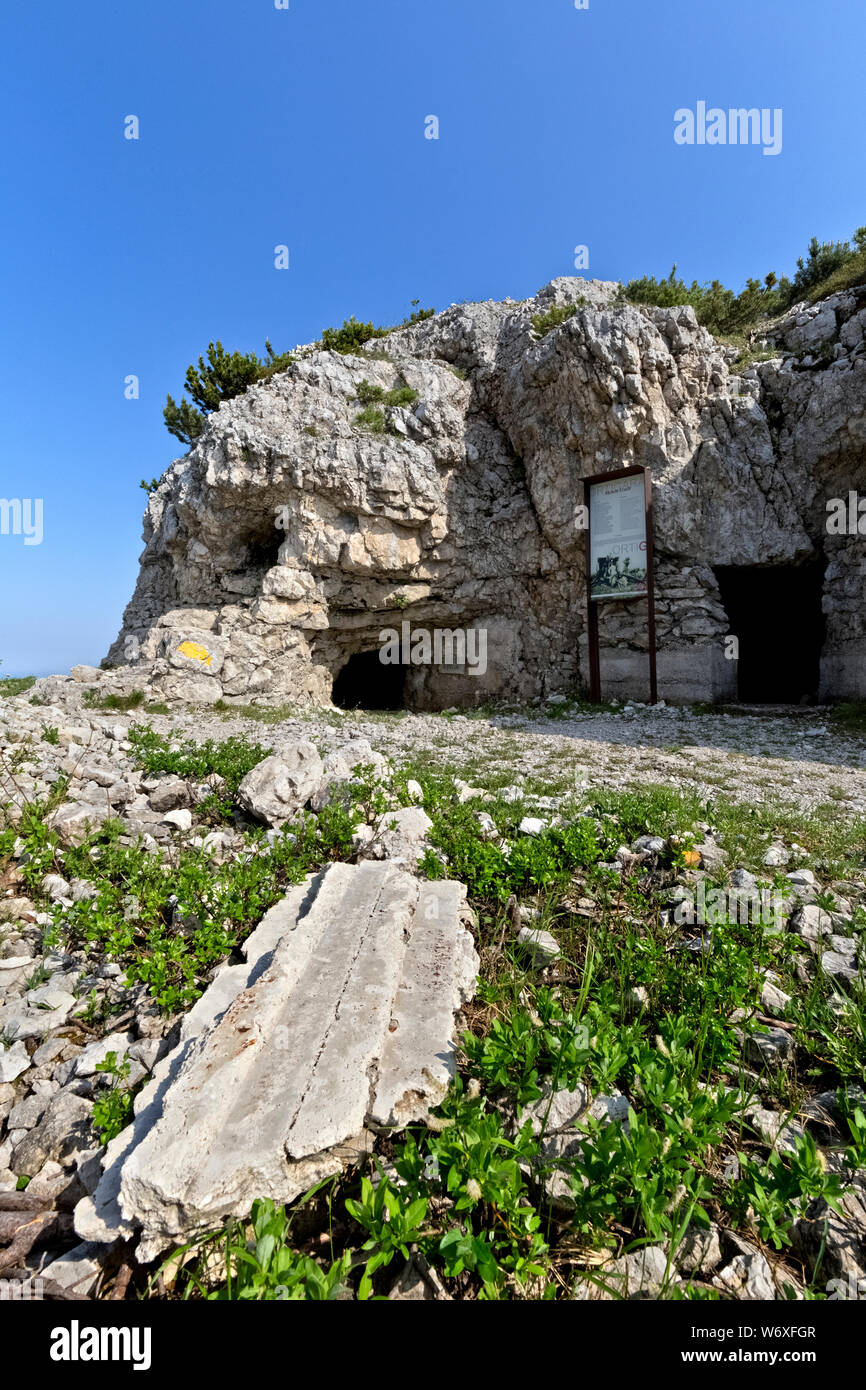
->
<box><xmin>128</xmin><ymin>725</ymin><xmax>271</xmax><ymax>799</ymax></box>
<box><xmin>321</xmin><ymin>304</ymin><xmax>435</xmax><ymax>355</ymax></box>
<box><xmin>164</xmin><ymin>339</ymin><xmax>295</xmax><ymax>446</ymax></box>
<box><xmin>321</xmin><ymin>318</ymin><xmax>392</xmax><ymax>355</ymax></box>
<box><xmin>354</xmin><ymin>379</ymin><xmax>385</xmax><ymax>404</ymax></box>
<box><xmin>384</xmin><ymin>384</ymin><xmax>418</xmax><ymax>408</ymax></box>
<box><xmin>791</xmin><ymin>232</ymin><xmax>866</xmax><ymax>298</ymax></box>
<box><xmin>624</xmin><ymin>266</ymin><xmax>785</xmax><ymax>335</ymax></box>
<box><xmin>92</xmin><ymin>1051</ymin><xmax>135</xmax><ymax>1144</ymax></box>
<box><xmin>163</xmin><ymin>1197</ymin><xmax>352</xmax><ymax>1301</ymax></box>
<box><xmin>354</xmin><ymin>378</ymin><xmax>418</xmax><ymax>410</ymax></box>
<box><xmin>531</xmin><ymin>302</ymin><xmax>583</xmax><ymax>336</ymax></box>
<box><xmin>353</xmin><ymin>405</ymin><xmax>386</xmax><ymax>433</ymax></box>
<box><xmin>82</xmin><ymin>689</ymin><xmax>146</xmax><ymax>712</ymax></box>
<box><xmin>623</xmin><ymin>226</ymin><xmax>866</xmax><ymax>337</ymax></box>
<box><xmin>419</xmin><ymin>794</ymin><xmax>600</xmax><ymax>902</ymax></box>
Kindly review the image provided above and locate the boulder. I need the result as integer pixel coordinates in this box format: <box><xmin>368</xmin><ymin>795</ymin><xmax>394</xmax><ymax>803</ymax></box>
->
<box><xmin>236</xmin><ymin>745</ymin><xmax>325</xmax><ymax>825</ymax></box>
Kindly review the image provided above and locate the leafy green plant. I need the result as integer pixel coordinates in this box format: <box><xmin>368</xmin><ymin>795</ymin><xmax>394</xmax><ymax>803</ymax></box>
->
<box><xmin>842</xmin><ymin>1102</ymin><xmax>866</xmax><ymax>1172</ymax></box>
<box><xmin>724</xmin><ymin>1134</ymin><xmax>844</xmax><ymax>1249</ymax></box>
<box><xmin>393</xmin><ymin>1090</ymin><xmax>549</xmax><ymax>1297</ymax></box>
<box><xmin>345</xmin><ymin>1171</ymin><xmax>428</xmax><ymax>1299</ymax></box>
<box><xmin>11</xmin><ymin>760</ymin><xmax>382</xmax><ymax>1012</ymax></box>
<box><xmin>463</xmin><ymin>988</ymin><xmax>594</xmax><ymax>1104</ymax></box>
<box><xmin>92</xmin><ymin>1050</ymin><xmax>135</xmax><ymax>1144</ymax></box>
<box><xmin>420</xmin><ymin>795</ymin><xmax>600</xmax><ymax>903</ymax></box>
<box><xmin>622</xmin><ymin>226</ymin><xmax>866</xmax><ymax>337</ymax></box>
<box><xmin>322</xmin><ymin>317</ymin><xmax>392</xmax><ymax>355</ymax></box>
<box><xmin>128</xmin><ymin>725</ymin><xmax>271</xmax><ymax>805</ymax></box>
<box><xmin>383</xmin><ymin>383</ymin><xmax>418</xmax><ymax>408</ymax></box>
<box><xmin>176</xmin><ymin>1198</ymin><xmax>351</xmax><ymax>1301</ymax></box>
<box><xmin>0</xmin><ymin>672</ymin><xmax>36</xmax><ymax>698</ymax></box>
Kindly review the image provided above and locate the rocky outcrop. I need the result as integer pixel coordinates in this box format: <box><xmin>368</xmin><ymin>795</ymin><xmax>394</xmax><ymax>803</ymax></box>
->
<box><xmin>107</xmin><ymin>277</ymin><xmax>866</xmax><ymax>705</ymax></box>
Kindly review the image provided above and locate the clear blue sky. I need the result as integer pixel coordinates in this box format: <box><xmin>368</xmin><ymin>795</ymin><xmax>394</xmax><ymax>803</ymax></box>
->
<box><xmin>1</xmin><ymin>0</ymin><xmax>863</xmax><ymax>674</ymax></box>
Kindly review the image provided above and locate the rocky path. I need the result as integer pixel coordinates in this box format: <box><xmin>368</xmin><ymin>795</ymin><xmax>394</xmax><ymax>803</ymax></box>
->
<box><xmin>121</xmin><ymin>698</ymin><xmax>866</xmax><ymax>816</ymax></box>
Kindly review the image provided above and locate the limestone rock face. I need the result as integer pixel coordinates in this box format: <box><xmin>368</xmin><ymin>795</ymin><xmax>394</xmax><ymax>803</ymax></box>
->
<box><xmin>107</xmin><ymin>277</ymin><xmax>866</xmax><ymax>705</ymax></box>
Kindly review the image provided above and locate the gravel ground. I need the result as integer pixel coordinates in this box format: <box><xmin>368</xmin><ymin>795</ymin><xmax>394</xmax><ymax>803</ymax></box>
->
<box><xmin>98</xmin><ymin>696</ymin><xmax>866</xmax><ymax>817</ymax></box>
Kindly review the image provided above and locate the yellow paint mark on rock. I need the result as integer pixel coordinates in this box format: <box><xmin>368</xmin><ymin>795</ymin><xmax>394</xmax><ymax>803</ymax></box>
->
<box><xmin>177</xmin><ymin>641</ymin><xmax>212</xmax><ymax>667</ymax></box>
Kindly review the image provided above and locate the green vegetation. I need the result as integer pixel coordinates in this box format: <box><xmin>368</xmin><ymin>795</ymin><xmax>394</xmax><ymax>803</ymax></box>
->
<box><xmin>321</xmin><ymin>317</ymin><xmax>392</xmax><ymax>356</ymax></box>
<box><xmin>830</xmin><ymin>701</ymin><xmax>866</xmax><ymax>735</ymax></box>
<box><xmin>82</xmin><ymin>689</ymin><xmax>147</xmax><ymax>712</ymax></box>
<box><xmin>352</xmin><ymin>375</ymin><xmax>420</xmax><ymax>434</ymax></box>
<box><xmin>321</xmin><ymin>302</ymin><xmax>435</xmax><ymax>356</ymax></box>
<box><xmin>92</xmin><ymin>1051</ymin><xmax>136</xmax><ymax>1144</ymax></box>
<box><xmin>127</xmin><ymin>724</ymin><xmax>271</xmax><ymax>813</ymax></box>
<box><xmin>353</xmin><ymin>404</ymin><xmax>387</xmax><ymax>434</ymax></box>
<box><xmin>155</xmin><ymin>227</ymin><xmax>866</xmax><ymax>459</ymax></box>
<box><xmin>531</xmin><ymin>301</ymin><xmax>584</xmax><ymax>336</ymax></box>
<box><xmin>354</xmin><ymin>378</ymin><xmax>419</xmax><ymax>408</ymax></box>
<box><xmin>164</xmin><ymin>339</ymin><xmax>296</xmax><ymax>447</ymax></box>
<box><xmin>0</xmin><ymin>660</ymin><xmax>35</xmax><ymax>699</ymax></box>
<box><xmin>0</xmin><ymin>676</ymin><xmax>36</xmax><ymax>698</ymax></box>
<box><xmin>623</xmin><ymin>225</ymin><xmax>866</xmax><ymax>337</ymax></box>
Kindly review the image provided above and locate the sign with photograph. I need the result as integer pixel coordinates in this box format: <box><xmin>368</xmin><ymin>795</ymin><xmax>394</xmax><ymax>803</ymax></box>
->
<box><xmin>588</xmin><ymin>471</ymin><xmax>649</xmax><ymax>601</ymax></box>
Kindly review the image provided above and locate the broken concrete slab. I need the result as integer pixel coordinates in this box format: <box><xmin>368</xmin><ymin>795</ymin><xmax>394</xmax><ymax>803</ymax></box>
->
<box><xmin>76</xmin><ymin>860</ymin><xmax>478</xmax><ymax>1261</ymax></box>
<box><xmin>368</xmin><ymin>878</ymin><xmax>478</xmax><ymax>1129</ymax></box>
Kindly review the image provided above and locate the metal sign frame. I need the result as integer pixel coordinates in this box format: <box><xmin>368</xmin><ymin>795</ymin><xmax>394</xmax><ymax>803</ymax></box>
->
<box><xmin>583</xmin><ymin>464</ymin><xmax>658</xmax><ymax>705</ymax></box>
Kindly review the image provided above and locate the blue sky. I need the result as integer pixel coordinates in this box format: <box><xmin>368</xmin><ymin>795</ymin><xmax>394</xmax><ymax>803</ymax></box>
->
<box><xmin>1</xmin><ymin>0</ymin><xmax>863</xmax><ymax>674</ymax></box>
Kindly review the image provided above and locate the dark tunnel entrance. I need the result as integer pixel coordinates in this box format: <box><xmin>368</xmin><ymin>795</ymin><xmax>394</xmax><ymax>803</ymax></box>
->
<box><xmin>331</xmin><ymin>650</ymin><xmax>407</xmax><ymax>710</ymax></box>
<box><xmin>713</xmin><ymin>562</ymin><xmax>826</xmax><ymax>703</ymax></box>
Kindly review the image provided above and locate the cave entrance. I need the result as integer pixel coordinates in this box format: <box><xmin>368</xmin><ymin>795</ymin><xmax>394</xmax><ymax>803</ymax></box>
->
<box><xmin>332</xmin><ymin>650</ymin><xmax>407</xmax><ymax>710</ymax></box>
<box><xmin>713</xmin><ymin>562</ymin><xmax>825</xmax><ymax>703</ymax></box>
